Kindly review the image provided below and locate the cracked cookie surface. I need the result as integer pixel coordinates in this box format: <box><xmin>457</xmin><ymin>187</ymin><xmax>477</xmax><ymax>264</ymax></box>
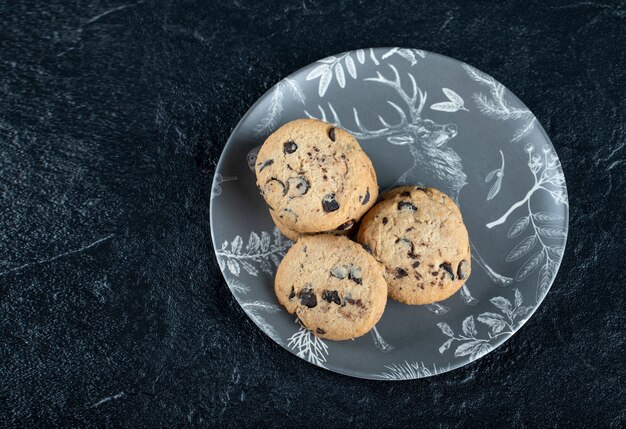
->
<box><xmin>274</xmin><ymin>235</ymin><xmax>387</xmax><ymax>340</ymax></box>
<box><xmin>256</xmin><ymin>118</ymin><xmax>378</xmax><ymax>233</ymax></box>
<box><xmin>357</xmin><ymin>187</ymin><xmax>471</xmax><ymax>305</ymax></box>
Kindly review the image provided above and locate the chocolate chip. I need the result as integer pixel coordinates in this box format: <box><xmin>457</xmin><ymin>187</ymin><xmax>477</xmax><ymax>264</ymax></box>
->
<box><xmin>322</xmin><ymin>290</ymin><xmax>341</xmax><ymax>305</ymax></box>
<box><xmin>322</xmin><ymin>194</ymin><xmax>339</xmax><ymax>212</ymax></box>
<box><xmin>265</xmin><ymin>178</ymin><xmax>287</xmax><ymax>196</ymax></box>
<box><xmin>288</xmin><ymin>287</ymin><xmax>295</xmax><ymax>300</ymax></box>
<box><xmin>431</xmin><ymin>272</ymin><xmax>439</xmax><ymax>276</ymax></box>
<box><xmin>330</xmin><ymin>265</ymin><xmax>349</xmax><ymax>280</ymax></box>
<box><xmin>361</xmin><ymin>243</ymin><xmax>373</xmax><ymax>254</ymax></box>
<box><xmin>414</xmin><ymin>272</ymin><xmax>422</xmax><ymax>280</ymax></box>
<box><xmin>258</xmin><ymin>159</ymin><xmax>274</xmax><ymax>171</ymax></box>
<box><xmin>323</xmin><ymin>175</ymin><xmax>328</xmax><ymax>180</ymax></box>
<box><xmin>336</xmin><ymin>219</ymin><xmax>355</xmax><ymax>231</ymax></box>
<box><xmin>328</xmin><ymin>127</ymin><xmax>336</xmax><ymax>141</ymax></box>
<box><xmin>440</xmin><ymin>262</ymin><xmax>455</xmax><ymax>280</ymax></box>
<box><xmin>406</xmin><ymin>227</ymin><xmax>414</xmax><ymax>232</ymax></box>
<box><xmin>349</xmin><ymin>265</ymin><xmax>363</xmax><ymax>285</ymax></box>
<box><xmin>382</xmin><ymin>217</ymin><xmax>388</xmax><ymax>225</ymax></box>
<box><xmin>412</xmin><ymin>261</ymin><xmax>421</xmax><ymax>269</ymax></box>
<box><xmin>347</xmin><ymin>298</ymin><xmax>364</xmax><ymax>308</ymax></box>
<box><xmin>401</xmin><ymin>191</ymin><xmax>411</xmax><ymax>197</ymax></box>
<box><xmin>407</xmin><ymin>252</ymin><xmax>419</xmax><ymax>259</ymax></box>
<box><xmin>361</xmin><ymin>188</ymin><xmax>370</xmax><ymax>205</ymax></box>
<box><xmin>457</xmin><ymin>260</ymin><xmax>468</xmax><ymax>280</ymax></box>
<box><xmin>299</xmin><ymin>289</ymin><xmax>317</xmax><ymax>308</ymax></box>
<box><xmin>283</xmin><ymin>140</ymin><xmax>297</xmax><ymax>154</ymax></box>
<box><xmin>397</xmin><ymin>201</ymin><xmax>417</xmax><ymax>211</ymax></box>
<box><xmin>288</xmin><ymin>176</ymin><xmax>309</xmax><ymax>196</ymax></box>
<box><xmin>316</xmin><ymin>328</ymin><xmax>326</xmax><ymax>335</ymax></box>
<box><xmin>394</xmin><ymin>267</ymin><xmax>408</xmax><ymax>278</ymax></box>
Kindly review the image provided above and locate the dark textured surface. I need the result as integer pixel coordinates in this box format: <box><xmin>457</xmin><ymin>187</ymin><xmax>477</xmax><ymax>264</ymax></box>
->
<box><xmin>0</xmin><ymin>0</ymin><xmax>624</xmax><ymax>427</ymax></box>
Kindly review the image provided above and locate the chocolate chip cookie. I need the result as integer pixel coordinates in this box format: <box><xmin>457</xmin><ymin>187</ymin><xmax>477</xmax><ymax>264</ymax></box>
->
<box><xmin>381</xmin><ymin>186</ymin><xmax>462</xmax><ymax>219</ymax></box>
<box><xmin>357</xmin><ymin>187</ymin><xmax>471</xmax><ymax>305</ymax></box>
<box><xmin>255</xmin><ymin>118</ymin><xmax>378</xmax><ymax>233</ymax></box>
<box><xmin>275</xmin><ymin>235</ymin><xmax>387</xmax><ymax>340</ymax></box>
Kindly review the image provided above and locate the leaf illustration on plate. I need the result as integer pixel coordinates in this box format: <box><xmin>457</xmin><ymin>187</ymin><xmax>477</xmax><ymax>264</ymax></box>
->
<box><xmin>246</xmin><ymin>232</ymin><xmax>260</xmax><ymax>252</ymax></box>
<box><xmin>487</xmin><ymin>176</ymin><xmax>503</xmax><ymax>200</ymax></box>
<box><xmin>506</xmin><ymin>235</ymin><xmax>537</xmax><ymax>262</ymax></box>
<box><xmin>471</xmin><ymin>343</ymin><xmax>493</xmax><ymax>360</ymax></box>
<box><xmin>376</xmin><ymin>361</ymin><xmax>451</xmax><ymax>380</ymax></box>
<box><xmin>227</xmin><ymin>259</ymin><xmax>241</xmax><ymax>276</ymax></box>
<box><xmin>547</xmin><ymin>245</ymin><xmax>564</xmax><ymax>259</ymax></box>
<box><xmin>381</xmin><ymin>48</ymin><xmax>425</xmax><ymax>65</ymax></box>
<box><xmin>533</xmin><ymin>212</ymin><xmax>564</xmax><ymax>223</ymax></box>
<box><xmin>437</xmin><ymin>322</ymin><xmax>455</xmax><ymax>337</ymax></box>
<box><xmin>459</xmin><ymin>285</ymin><xmax>479</xmax><ymax>305</ymax></box>
<box><xmin>317</xmin><ymin>69</ymin><xmax>333</xmax><ymax>97</ymax></box>
<box><xmin>335</xmin><ymin>62</ymin><xmax>346</xmax><ymax>88</ymax></box>
<box><xmin>537</xmin><ymin>258</ymin><xmax>557</xmax><ymax>301</ymax></box>
<box><xmin>485</xmin><ymin>168</ymin><xmax>499</xmax><ymax>183</ymax></box>
<box><xmin>462</xmin><ymin>315</ymin><xmax>477</xmax><ymax>336</ymax></box>
<box><xmin>515</xmin><ymin>288</ymin><xmax>523</xmax><ymax>307</ymax></box>
<box><xmin>454</xmin><ymin>340</ymin><xmax>483</xmax><ymax>357</ymax></box>
<box><xmin>439</xmin><ymin>338</ymin><xmax>453</xmax><ymax>354</ymax></box>
<box><xmin>287</xmin><ymin>320</ymin><xmax>329</xmax><ymax>367</ymax></box>
<box><xmin>490</xmin><ymin>296</ymin><xmax>512</xmax><ymax>317</ymax></box>
<box><xmin>255</xmin><ymin>78</ymin><xmax>306</xmax><ymax>136</ymax></box>
<box><xmin>430</xmin><ymin>88</ymin><xmax>468</xmax><ymax>112</ymax></box>
<box><xmin>508</xmin><ymin>216</ymin><xmax>529</xmax><ymax>238</ymax></box>
<box><xmin>231</xmin><ymin>236</ymin><xmax>243</xmax><ymax>254</ymax></box>
<box><xmin>306</xmin><ymin>64</ymin><xmax>330</xmax><ymax>80</ymax></box>
<box><xmin>516</xmin><ymin>251</ymin><xmax>543</xmax><ymax>281</ymax></box>
<box><xmin>345</xmin><ymin>55</ymin><xmax>357</xmax><ymax>78</ymax></box>
<box><xmin>387</xmin><ymin>134</ymin><xmax>415</xmax><ymax>145</ymax></box>
<box><xmin>242</xmin><ymin>301</ymin><xmax>281</xmax><ymax>344</ymax></box>
<box><xmin>228</xmin><ymin>279</ymin><xmax>250</xmax><ymax>295</ymax></box>
<box><xmin>537</xmin><ymin>226</ymin><xmax>567</xmax><ymax>239</ymax></box>
<box><xmin>356</xmin><ymin>49</ymin><xmax>365</xmax><ymax>64</ymax></box>
<box><xmin>216</xmin><ymin>227</ymin><xmax>293</xmax><ymax>278</ymax></box>
<box><xmin>477</xmin><ymin>312</ymin><xmax>507</xmax><ymax>334</ymax></box>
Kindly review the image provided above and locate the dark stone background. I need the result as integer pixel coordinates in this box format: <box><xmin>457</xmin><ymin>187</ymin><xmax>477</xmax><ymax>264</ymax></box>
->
<box><xmin>0</xmin><ymin>0</ymin><xmax>624</xmax><ymax>427</ymax></box>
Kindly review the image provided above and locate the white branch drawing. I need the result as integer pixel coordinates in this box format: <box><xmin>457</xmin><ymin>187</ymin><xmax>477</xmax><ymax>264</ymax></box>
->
<box><xmin>255</xmin><ymin>78</ymin><xmax>305</xmax><ymax>136</ymax></box>
<box><xmin>377</xmin><ymin>361</ymin><xmax>451</xmax><ymax>380</ymax></box>
<box><xmin>486</xmin><ymin>144</ymin><xmax>566</xmax><ymax>300</ymax></box>
<box><xmin>426</xmin><ymin>303</ymin><xmax>450</xmax><ymax>315</ymax></box>
<box><xmin>463</xmin><ymin>64</ymin><xmax>536</xmax><ymax>142</ymax></box>
<box><xmin>305</xmin><ymin>49</ymin><xmax>379</xmax><ymax>97</ymax></box>
<box><xmin>287</xmin><ymin>319</ymin><xmax>329</xmax><ymax>368</ymax></box>
<box><xmin>241</xmin><ymin>301</ymin><xmax>282</xmax><ymax>344</ymax></box>
<box><xmin>437</xmin><ymin>289</ymin><xmax>532</xmax><ymax>359</ymax></box>
<box><xmin>370</xmin><ymin>326</ymin><xmax>394</xmax><ymax>352</ymax></box>
<box><xmin>216</xmin><ymin>227</ymin><xmax>293</xmax><ymax>277</ymax></box>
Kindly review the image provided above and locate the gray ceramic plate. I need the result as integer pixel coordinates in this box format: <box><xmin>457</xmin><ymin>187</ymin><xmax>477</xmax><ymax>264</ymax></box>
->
<box><xmin>210</xmin><ymin>48</ymin><xmax>568</xmax><ymax>380</ymax></box>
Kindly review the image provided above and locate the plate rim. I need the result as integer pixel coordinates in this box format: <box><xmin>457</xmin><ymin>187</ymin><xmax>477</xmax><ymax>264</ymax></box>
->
<box><xmin>209</xmin><ymin>47</ymin><xmax>569</xmax><ymax>380</ymax></box>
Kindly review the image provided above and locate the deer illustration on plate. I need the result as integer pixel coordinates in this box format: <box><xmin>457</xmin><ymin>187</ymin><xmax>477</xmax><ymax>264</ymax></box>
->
<box><xmin>305</xmin><ymin>64</ymin><xmax>512</xmax><ymax>287</ymax></box>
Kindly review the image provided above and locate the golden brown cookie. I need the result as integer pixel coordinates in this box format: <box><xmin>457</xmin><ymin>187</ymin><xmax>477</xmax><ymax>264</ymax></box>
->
<box><xmin>255</xmin><ymin>118</ymin><xmax>378</xmax><ymax>233</ymax></box>
<box><xmin>381</xmin><ymin>186</ymin><xmax>462</xmax><ymax>219</ymax></box>
<box><xmin>274</xmin><ymin>235</ymin><xmax>387</xmax><ymax>340</ymax></box>
<box><xmin>269</xmin><ymin>209</ymin><xmax>353</xmax><ymax>241</ymax></box>
<box><xmin>357</xmin><ymin>188</ymin><xmax>471</xmax><ymax>305</ymax></box>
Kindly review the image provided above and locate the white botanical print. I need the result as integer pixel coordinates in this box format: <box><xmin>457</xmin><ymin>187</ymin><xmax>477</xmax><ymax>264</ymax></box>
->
<box><xmin>306</xmin><ymin>49</ymin><xmax>379</xmax><ymax>97</ymax></box>
<box><xmin>459</xmin><ymin>284</ymin><xmax>479</xmax><ymax>305</ymax></box>
<box><xmin>463</xmin><ymin>64</ymin><xmax>536</xmax><ymax>142</ymax></box>
<box><xmin>430</xmin><ymin>88</ymin><xmax>468</xmax><ymax>112</ymax></box>
<box><xmin>241</xmin><ymin>301</ymin><xmax>282</xmax><ymax>344</ymax></box>
<box><xmin>305</xmin><ymin>64</ymin><xmax>512</xmax><ymax>287</ymax></box>
<box><xmin>228</xmin><ymin>279</ymin><xmax>250</xmax><ymax>295</ymax></box>
<box><xmin>426</xmin><ymin>303</ymin><xmax>450</xmax><ymax>315</ymax></box>
<box><xmin>370</xmin><ymin>326</ymin><xmax>394</xmax><ymax>352</ymax></box>
<box><xmin>287</xmin><ymin>319</ymin><xmax>329</xmax><ymax>368</ymax></box>
<box><xmin>486</xmin><ymin>144</ymin><xmax>566</xmax><ymax>301</ymax></box>
<box><xmin>216</xmin><ymin>227</ymin><xmax>292</xmax><ymax>277</ymax></box>
<box><xmin>438</xmin><ymin>289</ymin><xmax>532</xmax><ymax>359</ymax></box>
<box><xmin>377</xmin><ymin>361</ymin><xmax>451</xmax><ymax>380</ymax></box>
<box><xmin>255</xmin><ymin>78</ymin><xmax>305</xmax><ymax>136</ymax></box>
<box><xmin>381</xmin><ymin>48</ymin><xmax>426</xmax><ymax>66</ymax></box>
<box><xmin>485</xmin><ymin>150</ymin><xmax>505</xmax><ymax>201</ymax></box>
<box><xmin>211</xmin><ymin>173</ymin><xmax>237</xmax><ymax>200</ymax></box>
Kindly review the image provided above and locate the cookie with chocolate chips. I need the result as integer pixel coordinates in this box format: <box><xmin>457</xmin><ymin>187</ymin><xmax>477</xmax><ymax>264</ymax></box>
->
<box><xmin>357</xmin><ymin>186</ymin><xmax>471</xmax><ymax>305</ymax></box>
<box><xmin>255</xmin><ymin>118</ymin><xmax>378</xmax><ymax>233</ymax></box>
<box><xmin>274</xmin><ymin>235</ymin><xmax>387</xmax><ymax>340</ymax></box>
